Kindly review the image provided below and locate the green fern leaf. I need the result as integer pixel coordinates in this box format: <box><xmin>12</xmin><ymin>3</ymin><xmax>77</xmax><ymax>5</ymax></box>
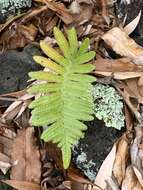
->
<box><xmin>29</xmin><ymin>71</ymin><xmax>63</xmax><ymax>82</ymax></box>
<box><xmin>33</xmin><ymin>56</ymin><xmax>64</xmax><ymax>74</ymax></box>
<box><xmin>75</xmin><ymin>51</ymin><xmax>96</xmax><ymax>64</ymax></box>
<box><xmin>53</xmin><ymin>27</ymin><xmax>71</xmax><ymax>58</ymax></box>
<box><xmin>28</xmin><ymin>27</ymin><xmax>96</xmax><ymax>169</ymax></box>
<box><xmin>77</xmin><ymin>38</ymin><xmax>90</xmax><ymax>55</ymax></box>
<box><xmin>68</xmin><ymin>28</ymin><xmax>78</xmax><ymax>56</ymax></box>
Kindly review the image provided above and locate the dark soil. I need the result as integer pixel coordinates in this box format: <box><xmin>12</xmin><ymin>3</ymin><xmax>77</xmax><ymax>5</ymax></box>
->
<box><xmin>72</xmin><ymin>119</ymin><xmax>123</xmax><ymax>181</ymax></box>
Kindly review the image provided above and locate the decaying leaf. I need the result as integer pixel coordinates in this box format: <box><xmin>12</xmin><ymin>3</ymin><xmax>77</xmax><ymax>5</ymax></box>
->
<box><xmin>106</xmin><ymin>176</ymin><xmax>120</xmax><ymax>190</ymax></box>
<box><xmin>0</xmin><ymin>24</ymin><xmax>38</xmax><ymax>50</ymax></box>
<box><xmin>94</xmin><ymin>58</ymin><xmax>143</xmax><ymax>72</ymax></box>
<box><xmin>11</xmin><ymin>127</ymin><xmax>41</xmax><ymax>183</ymax></box>
<box><xmin>130</xmin><ymin>126</ymin><xmax>143</xmax><ymax>187</ymax></box>
<box><xmin>1</xmin><ymin>180</ymin><xmax>41</xmax><ymax>190</ymax></box>
<box><xmin>102</xmin><ymin>27</ymin><xmax>143</xmax><ymax>64</ymax></box>
<box><xmin>121</xmin><ymin>166</ymin><xmax>142</xmax><ymax>190</ymax></box>
<box><xmin>0</xmin><ymin>153</ymin><xmax>11</xmax><ymax>174</ymax></box>
<box><xmin>43</xmin><ymin>1</ymin><xmax>74</xmax><ymax>24</ymax></box>
<box><xmin>124</xmin><ymin>11</ymin><xmax>141</xmax><ymax>35</ymax></box>
<box><xmin>94</xmin><ymin>144</ymin><xmax>116</xmax><ymax>189</ymax></box>
<box><xmin>113</xmin><ymin>134</ymin><xmax>129</xmax><ymax>186</ymax></box>
<box><xmin>1</xmin><ymin>94</ymin><xmax>33</xmax><ymax>123</ymax></box>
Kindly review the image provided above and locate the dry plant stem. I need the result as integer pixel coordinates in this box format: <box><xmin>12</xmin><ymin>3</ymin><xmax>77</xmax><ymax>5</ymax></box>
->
<box><xmin>20</xmin><ymin>5</ymin><xmax>49</xmax><ymax>24</ymax></box>
<box><xmin>0</xmin><ymin>14</ymin><xmax>25</xmax><ymax>34</ymax></box>
<box><xmin>115</xmin><ymin>84</ymin><xmax>142</xmax><ymax>124</ymax></box>
<box><xmin>101</xmin><ymin>0</ymin><xmax>108</xmax><ymax>18</ymax></box>
<box><xmin>97</xmin><ymin>0</ymin><xmax>109</xmax><ymax>20</ymax></box>
<box><xmin>0</xmin><ymin>97</ymin><xmax>17</xmax><ymax>102</ymax></box>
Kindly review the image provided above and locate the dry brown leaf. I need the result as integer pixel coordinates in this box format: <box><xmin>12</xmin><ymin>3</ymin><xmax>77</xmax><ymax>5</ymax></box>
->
<box><xmin>125</xmin><ymin>78</ymin><xmax>143</xmax><ymax>105</ymax></box>
<box><xmin>130</xmin><ymin>127</ymin><xmax>143</xmax><ymax>187</ymax></box>
<box><xmin>106</xmin><ymin>176</ymin><xmax>120</xmax><ymax>190</ymax></box>
<box><xmin>102</xmin><ymin>27</ymin><xmax>143</xmax><ymax>64</ymax></box>
<box><xmin>95</xmin><ymin>71</ymin><xmax>143</xmax><ymax>80</ymax></box>
<box><xmin>94</xmin><ymin>144</ymin><xmax>116</xmax><ymax>189</ymax></box>
<box><xmin>0</xmin><ymin>23</ymin><xmax>38</xmax><ymax>50</ymax></box>
<box><xmin>0</xmin><ymin>152</ymin><xmax>11</xmax><ymax>174</ymax></box>
<box><xmin>113</xmin><ymin>134</ymin><xmax>129</xmax><ymax>186</ymax></box>
<box><xmin>1</xmin><ymin>180</ymin><xmax>41</xmax><ymax>190</ymax></box>
<box><xmin>115</xmin><ymin>82</ymin><xmax>141</xmax><ymax>123</ymax></box>
<box><xmin>0</xmin><ymin>135</ymin><xmax>13</xmax><ymax>157</ymax></box>
<box><xmin>11</xmin><ymin>127</ymin><xmax>41</xmax><ymax>183</ymax></box>
<box><xmin>124</xmin><ymin>11</ymin><xmax>141</xmax><ymax>35</ymax></box>
<box><xmin>131</xmin><ymin>127</ymin><xmax>143</xmax><ymax>166</ymax></box>
<box><xmin>43</xmin><ymin>1</ymin><xmax>74</xmax><ymax>24</ymax></box>
<box><xmin>94</xmin><ymin>58</ymin><xmax>143</xmax><ymax>72</ymax></box>
<box><xmin>1</xmin><ymin>94</ymin><xmax>33</xmax><ymax>123</ymax></box>
<box><xmin>73</xmin><ymin>4</ymin><xmax>93</xmax><ymax>25</ymax></box>
<box><xmin>124</xmin><ymin>105</ymin><xmax>133</xmax><ymax>132</ymax></box>
<box><xmin>121</xmin><ymin>166</ymin><xmax>142</xmax><ymax>190</ymax></box>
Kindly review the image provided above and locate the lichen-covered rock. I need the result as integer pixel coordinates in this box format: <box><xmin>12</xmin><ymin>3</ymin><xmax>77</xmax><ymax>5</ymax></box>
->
<box><xmin>72</xmin><ymin>84</ymin><xmax>125</xmax><ymax>181</ymax></box>
<box><xmin>72</xmin><ymin>119</ymin><xmax>123</xmax><ymax>181</ymax></box>
<box><xmin>0</xmin><ymin>0</ymin><xmax>32</xmax><ymax>22</ymax></box>
<box><xmin>92</xmin><ymin>84</ymin><xmax>125</xmax><ymax>130</ymax></box>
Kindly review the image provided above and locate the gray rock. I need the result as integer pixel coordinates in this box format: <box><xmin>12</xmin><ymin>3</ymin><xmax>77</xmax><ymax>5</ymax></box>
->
<box><xmin>0</xmin><ymin>44</ymin><xmax>42</xmax><ymax>104</ymax></box>
<box><xmin>72</xmin><ymin>119</ymin><xmax>123</xmax><ymax>181</ymax></box>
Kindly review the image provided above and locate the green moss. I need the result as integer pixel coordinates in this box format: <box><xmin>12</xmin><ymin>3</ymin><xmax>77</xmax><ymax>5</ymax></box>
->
<box><xmin>92</xmin><ymin>84</ymin><xmax>125</xmax><ymax>130</ymax></box>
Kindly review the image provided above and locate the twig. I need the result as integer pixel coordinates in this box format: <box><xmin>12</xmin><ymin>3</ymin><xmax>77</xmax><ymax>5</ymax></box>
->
<box><xmin>0</xmin><ymin>97</ymin><xmax>17</xmax><ymax>102</ymax></box>
<box><xmin>20</xmin><ymin>5</ymin><xmax>49</xmax><ymax>24</ymax></box>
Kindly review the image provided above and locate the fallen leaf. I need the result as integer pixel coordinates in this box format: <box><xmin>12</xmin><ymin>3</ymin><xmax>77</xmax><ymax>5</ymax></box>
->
<box><xmin>1</xmin><ymin>180</ymin><xmax>41</xmax><ymax>190</ymax></box>
<box><xmin>1</xmin><ymin>94</ymin><xmax>33</xmax><ymax>123</ymax></box>
<box><xmin>0</xmin><ymin>23</ymin><xmax>38</xmax><ymax>50</ymax></box>
<box><xmin>124</xmin><ymin>11</ymin><xmax>141</xmax><ymax>35</ymax></box>
<box><xmin>124</xmin><ymin>105</ymin><xmax>133</xmax><ymax>132</ymax></box>
<box><xmin>0</xmin><ymin>153</ymin><xmax>11</xmax><ymax>174</ymax></box>
<box><xmin>102</xmin><ymin>27</ymin><xmax>143</xmax><ymax>64</ymax></box>
<box><xmin>115</xmin><ymin>82</ymin><xmax>142</xmax><ymax>123</ymax></box>
<box><xmin>130</xmin><ymin>127</ymin><xmax>143</xmax><ymax>166</ymax></box>
<box><xmin>0</xmin><ymin>135</ymin><xmax>13</xmax><ymax>157</ymax></box>
<box><xmin>95</xmin><ymin>71</ymin><xmax>143</xmax><ymax>80</ymax></box>
<box><xmin>113</xmin><ymin>134</ymin><xmax>129</xmax><ymax>186</ymax></box>
<box><xmin>133</xmin><ymin>166</ymin><xmax>143</xmax><ymax>187</ymax></box>
<box><xmin>130</xmin><ymin>127</ymin><xmax>143</xmax><ymax>187</ymax></box>
<box><xmin>43</xmin><ymin>1</ymin><xmax>74</xmax><ymax>24</ymax></box>
<box><xmin>94</xmin><ymin>58</ymin><xmax>143</xmax><ymax>72</ymax></box>
<box><xmin>94</xmin><ymin>143</ymin><xmax>116</xmax><ymax>189</ymax></box>
<box><xmin>11</xmin><ymin>127</ymin><xmax>41</xmax><ymax>183</ymax></box>
<box><xmin>121</xmin><ymin>166</ymin><xmax>142</xmax><ymax>190</ymax></box>
<box><xmin>106</xmin><ymin>176</ymin><xmax>120</xmax><ymax>190</ymax></box>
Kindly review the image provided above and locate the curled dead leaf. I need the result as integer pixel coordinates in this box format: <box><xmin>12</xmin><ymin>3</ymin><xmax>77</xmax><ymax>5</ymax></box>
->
<box><xmin>113</xmin><ymin>134</ymin><xmax>129</xmax><ymax>186</ymax></box>
<box><xmin>94</xmin><ymin>144</ymin><xmax>116</xmax><ymax>189</ymax></box>
<box><xmin>102</xmin><ymin>27</ymin><xmax>143</xmax><ymax>64</ymax></box>
<box><xmin>0</xmin><ymin>153</ymin><xmax>11</xmax><ymax>174</ymax></box>
<box><xmin>121</xmin><ymin>166</ymin><xmax>142</xmax><ymax>190</ymax></box>
<box><xmin>1</xmin><ymin>180</ymin><xmax>41</xmax><ymax>190</ymax></box>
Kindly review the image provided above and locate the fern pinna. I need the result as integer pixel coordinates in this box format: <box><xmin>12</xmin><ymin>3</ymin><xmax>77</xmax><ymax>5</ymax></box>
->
<box><xmin>28</xmin><ymin>27</ymin><xmax>96</xmax><ymax>169</ymax></box>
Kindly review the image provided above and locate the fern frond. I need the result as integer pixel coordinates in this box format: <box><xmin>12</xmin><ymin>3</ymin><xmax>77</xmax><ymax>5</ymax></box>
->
<box><xmin>77</xmin><ymin>38</ymin><xmax>90</xmax><ymax>55</ymax></box>
<box><xmin>33</xmin><ymin>56</ymin><xmax>64</xmax><ymax>74</ymax></box>
<box><xmin>28</xmin><ymin>27</ymin><xmax>96</xmax><ymax>169</ymax></box>
<box><xmin>68</xmin><ymin>28</ymin><xmax>78</xmax><ymax>55</ymax></box>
